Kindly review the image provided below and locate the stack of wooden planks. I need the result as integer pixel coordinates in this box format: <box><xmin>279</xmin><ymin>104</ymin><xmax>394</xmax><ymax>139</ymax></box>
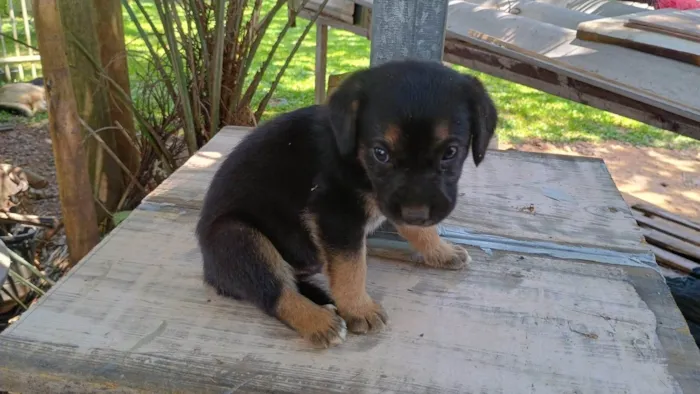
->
<box><xmin>576</xmin><ymin>9</ymin><xmax>700</xmax><ymax>66</ymax></box>
<box><xmin>632</xmin><ymin>202</ymin><xmax>700</xmax><ymax>277</ymax></box>
<box><xmin>626</xmin><ymin>10</ymin><xmax>700</xmax><ymax>44</ymax></box>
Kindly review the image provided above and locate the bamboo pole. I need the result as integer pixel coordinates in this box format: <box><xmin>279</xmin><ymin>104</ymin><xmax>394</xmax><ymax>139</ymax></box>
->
<box><xmin>33</xmin><ymin>0</ymin><xmax>100</xmax><ymax>265</ymax></box>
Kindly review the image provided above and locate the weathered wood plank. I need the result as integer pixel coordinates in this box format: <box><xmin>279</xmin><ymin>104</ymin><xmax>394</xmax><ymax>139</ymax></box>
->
<box><xmin>443</xmin><ymin>37</ymin><xmax>700</xmax><ymax>142</ymax></box>
<box><xmin>302</xmin><ymin>1</ymin><xmax>700</xmax><ymax>140</ymax></box>
<box><xmin>634</xmin><ymin>212</ymin><xmax>700</xmax><ymax>247</ymax></box>
<box><xmin>473</xmin><ymin>0</ymin><xmax>646</xmax><ymax>17</ymax></box>
<box><xmin>577</xmin><ymin>12</ymin><xmax>700</xmax><ymax>66</ymax></box>
<box><xmin>627</xmin><ymin>10</ymin><xmax>700</xmax><ymax>43</ymax></box>
<box><xmin>1</xmin><ymin>128</ymin><xmax>699</xmax><ymax>393</ymax></box>
<box><xmin>641</xmin><ymin>227</ymin><xmax>700</xmax><ymax>261</ymax></box>
<box><xmin>292</xmin><ymin>0</ymin><xmax>355</xmax><ymax>24</ymax></box>
<box><xmin>0</xmin><ymin>205</ymin><xmax>696</xmax><ymax>393</ymax></box>
<box><xmin>369</xmin><ymin>0</ymin><xmax>448</xmax><ymax>65</ymax></box>
<box><xmin>444</xmin><ymin>3</ymin><xmax>700</xmax><ymax>126</ymax></box>
<box><xmin>0</xmin><ymin>212</ymin><xmax>59</xmax><ymax>228</ymax></box>
<box><xmin>145</xmin><ymin>127</ymin><xmax>644</xmax><ymax>252</ymax></box>
<box><xmin>510</xmin><ymin>2</ymin><xmax>600</xmax><ymax>30</ymax></box>
<box><xmin>634</xmin><ymin>202</ymin><xmax>700</xmax><ymax>233</ymax></box>
<box><xmin>649</xmin><ymin>244</ymin><xmax>700</xmax><ymax>274</ymax></box>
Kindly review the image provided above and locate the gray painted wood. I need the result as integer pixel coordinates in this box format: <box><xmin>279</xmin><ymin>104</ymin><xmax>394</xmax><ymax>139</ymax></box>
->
<box><xmin>577</xmin><ymin>11</ymin><xmax>700</xmax><ymax>66</ymax></box>
<box><xmin>369</xmin><ymin>0</ymin><xmax>448</xmax><ymax>65</ymax></box>
<box><xmin>145</xmin><ymin>127</ymin><xmax>645</xmax><ymax>252</ymax></box>
<box><xmin>1</xmin><ymin>127</ymin><xmax>699</xmax><ymax>393</ymax></box>
<box><xmin>511</xmin><ymin>2</ymin><xmax>601</xmax><ymax>29</ymax></box>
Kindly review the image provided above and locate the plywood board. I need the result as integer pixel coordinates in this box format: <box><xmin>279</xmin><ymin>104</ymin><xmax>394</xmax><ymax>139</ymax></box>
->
<box><xmin>577</xmin><ymin>11</ymin><xmax>700</xmax><ymax>66</ymax></box>
<box><xmin>1</xmin><ymin>205</ymin><xmax>698</xmax><ymax>393</ymax></box>
<box><xmin>145</xmin><ymin>127</ymin><xmax>644</xmax><ymax>253</ymax></box>
<box><xmin>627</xmin><ymin>10</ymin><xmax>700</xmax><ymax>43</ymax></box>
<box><xmin>1</xmin><ymin>128</ymin><xmax>698</xmax><ymax>393</ymax></box>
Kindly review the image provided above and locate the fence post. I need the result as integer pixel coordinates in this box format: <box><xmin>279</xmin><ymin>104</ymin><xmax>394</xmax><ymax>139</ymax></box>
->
<box><xmin>368</xmin><ymin>0</ymin><xmax>499</xmax><ymax>149</ymax></box>
<box><xmin>34</xmin><ymin>0</ymin><xmax>100</xmax><ymax>265</ymax></box>
<box><xmin>369</xmin><ymin>0</ymin><xmax>448</xmax><ymax>66</ymax></box>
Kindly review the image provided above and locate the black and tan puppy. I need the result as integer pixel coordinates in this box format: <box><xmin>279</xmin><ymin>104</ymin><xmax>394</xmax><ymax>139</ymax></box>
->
<box><xmin>196</xmin><ymin>59</ymin><xmax>497</xmax><ymax>348</ymax></box>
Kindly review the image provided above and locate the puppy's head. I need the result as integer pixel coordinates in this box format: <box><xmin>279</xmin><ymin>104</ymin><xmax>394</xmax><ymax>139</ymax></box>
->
<box><xmin>327</xmin><ymin>60</ymin><xmax>497</xmax><ymax>227</ymax></box>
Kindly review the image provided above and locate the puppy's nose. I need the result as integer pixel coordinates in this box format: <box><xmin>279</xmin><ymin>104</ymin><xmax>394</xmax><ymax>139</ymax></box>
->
<box><xmin>401</xmin><ymin>205</ymin><xmax>430</xmax><ymax>223</ymax></box>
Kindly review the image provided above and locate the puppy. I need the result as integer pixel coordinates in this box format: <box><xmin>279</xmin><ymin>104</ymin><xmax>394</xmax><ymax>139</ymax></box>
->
<box><xmin>196</xmin><ymin>59</ymin><xmax>497</xmax><ymax>348</ymax></box>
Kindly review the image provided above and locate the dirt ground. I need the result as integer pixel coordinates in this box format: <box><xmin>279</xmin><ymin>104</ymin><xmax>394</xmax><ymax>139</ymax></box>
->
<box><xmin>0</xmin><ymin>121</ymin><xmax>60</xmax><ymax>218</ymax></box>
<box><xmin>1</xmin><ymin>121</ymin><xmax>699</xmax><ymax>224</ymax></box>
<box><xmin>501</xmin><ymin>140</ymin><xmax>700</xmax><ymax>220</ymax></box>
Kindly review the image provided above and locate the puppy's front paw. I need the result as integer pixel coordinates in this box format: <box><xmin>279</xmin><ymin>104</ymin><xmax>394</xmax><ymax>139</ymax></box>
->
<box><xmin>304</xmin><ymin>305</ymin><xmax>347</xmax><ymax>348</ymax></box>
<box><xmin>337</xmin><ymin>296</ymin><xmax>388</xmax><ymax>334</ymax></box>
<box><xmin>421</xmin><ymin>242</ymin><xmax>471</xmax><ymax>270</ymax></box>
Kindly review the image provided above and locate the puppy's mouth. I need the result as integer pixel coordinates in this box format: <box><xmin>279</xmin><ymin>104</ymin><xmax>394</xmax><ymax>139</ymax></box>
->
<box><xmin>383</xmin><ymin>204</ymin><xmax>441</xmax><ymax>227</ymax></box>
<box><xmin>391</xmin><ymin>217</ymin><xmax>438</xmax><ymax>227</ymax></box>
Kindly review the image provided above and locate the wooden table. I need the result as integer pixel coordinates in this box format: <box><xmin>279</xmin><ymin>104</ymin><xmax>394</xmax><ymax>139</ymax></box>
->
<box><xmin>1</xmin><ymin>127</ymin><xmax>699</xmax><ymax>393</ymax></box>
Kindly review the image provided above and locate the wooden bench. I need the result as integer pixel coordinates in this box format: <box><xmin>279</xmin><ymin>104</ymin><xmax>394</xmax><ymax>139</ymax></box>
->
<box><xmin>1</xmin><ymin>126</ymin><xmax>699</xmax><ymax>393</ymax></box>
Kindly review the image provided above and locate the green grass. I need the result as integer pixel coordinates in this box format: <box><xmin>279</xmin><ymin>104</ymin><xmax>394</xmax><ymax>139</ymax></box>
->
<box><xmin>139</xmin><ymin>3</ymin><xmax>691</xmax><ymax>150</ymax></box>
<box><xmin>1</xmin><ymin>3</ymin><xmax>697</xmax><ymax>149</ymax></box>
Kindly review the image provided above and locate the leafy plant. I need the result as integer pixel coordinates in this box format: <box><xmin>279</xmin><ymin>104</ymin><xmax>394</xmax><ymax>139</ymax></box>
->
<box><xmin>122</xmin><ymin>0</ymin><xmax>329</xmax><ymax>156</ymax></box>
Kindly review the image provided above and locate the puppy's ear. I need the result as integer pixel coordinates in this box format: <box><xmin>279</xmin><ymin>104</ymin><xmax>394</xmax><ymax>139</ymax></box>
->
<box><xmin>462</xmin><ymin>75</ymin><xmax>497</xmax><ymax>167</ymax></box>
<box><xmin>327</xmin><ymin>73</ymin><xmax>364</xmax><ymax>158</ymax></box>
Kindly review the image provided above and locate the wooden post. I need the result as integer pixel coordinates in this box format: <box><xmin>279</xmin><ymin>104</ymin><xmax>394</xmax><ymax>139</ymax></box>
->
<box><xmin>369</xmin><ymin>0</ymin><xmax>499</xmax><ymax>149</ymax></box>
<box><xmin>369</xmin><ymin>0</ymin><xmax>449</xmax><ymax>66</ymax></box>
<box><xmin>315</xmin><ymin>23</ymin><xmax>328</xmax><ymax>104</ymax></box>
<box><xmin>33</xmin><ymin>0</ymin><xmax>100</xmax><ymax>265</ymax></box>
<box><xmin>59</xmin><ymin>0</ymin><xmax>126</xmax><ymax>222</ymax></box>
<box><xmin>93</xmin><ymin>0</ymin><xmax>140</xmax><ymax>177</ymax></box>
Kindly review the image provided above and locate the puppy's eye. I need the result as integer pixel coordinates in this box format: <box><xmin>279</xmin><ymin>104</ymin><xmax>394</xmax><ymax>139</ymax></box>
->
<box><xmin>442</xmin><ymin>146</ymin><xmax>459</xmax><ymax>161</ymax></box>
<box><xmin>373</xmin><ymin>147</ymin><xmax>390</xmax><ymax>163</ymax></box>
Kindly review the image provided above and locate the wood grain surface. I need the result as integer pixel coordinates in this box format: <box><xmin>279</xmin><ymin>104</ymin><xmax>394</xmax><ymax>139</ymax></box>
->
<box><xmin>577</xmin><ymin>11</ymin><xmax>700</xmax><ymax>66</ymax></box>
<box><xmin>626</xmin><ymin>10</ymin><xmax>700</xmax><ymax>43</ymax></box>
<box><xmin>1</xmin><ymin>127</ymin><xmax>699</xmax><ymax>393</ymax></box>
<box><xmin>147</xmin><ymin>127</ymin><xmax>645</xmax><ymax>252</ymax></box>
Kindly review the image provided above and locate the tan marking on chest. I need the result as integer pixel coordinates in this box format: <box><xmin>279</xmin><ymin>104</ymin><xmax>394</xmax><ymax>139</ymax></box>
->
<box><xmin>363</xmin><ymin>193</ymin><xmax>386</xmax><ymax>236</ymax></box>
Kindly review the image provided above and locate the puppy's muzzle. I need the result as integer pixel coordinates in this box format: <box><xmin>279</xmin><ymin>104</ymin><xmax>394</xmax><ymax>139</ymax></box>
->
<box><xmin>400</xmin><ymin>205</ymin><xmax>431</xmax><ymax>226</ymax></box>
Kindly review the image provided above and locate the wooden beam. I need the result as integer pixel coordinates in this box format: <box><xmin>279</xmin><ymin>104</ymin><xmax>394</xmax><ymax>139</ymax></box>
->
<box><xmin>634</xmin><ymin>212</ymin><xmax>700</xmax><ymax>247</ymax></box>
<box><xmin>0</xmin><ymin>212</ymin><xmax>59</xmax><ymax>228</ymax></box>
<box><xmin>633</xmin><ymin>203</ymin><xmax>700</xmax><ymax>233</ymax></box>
<box><xmin>0</xmin><ymin>55</ymin><xmax>41</xmax><ymax>65</ymax></box>
<box><xmin>369</xmin><ymin>0</ymin><xmax>448</xmax><ymax>66</ymax></box>
<box><xmin>443</xmin><ymin>38</ymin><xmax>700</xmax><ymax>141</ymax></box>
<box><xmin>648</xmin><ymin>244</ymin><xmax>700</xmax><ymax>275</ymax></box>
<box><xmin>640</xmin><ymin>227</ymin><xmax>700</xmax><ymax>262</ymax></box>
<box><xmin>315</xmin><ymin>23</ymin><xmax>328</xmax><ymax>104</ymax></box>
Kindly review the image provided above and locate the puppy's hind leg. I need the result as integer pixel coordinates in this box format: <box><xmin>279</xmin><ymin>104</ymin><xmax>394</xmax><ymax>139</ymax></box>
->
<box><xmin>297</xmin><ymin>273</ymin><xmax>336</xmax><ymax>307</ymax></box>
<box><xmin>197</xmin><ymin>220</ymin><xmax>346</xmax><ymax>348</ymax></box>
